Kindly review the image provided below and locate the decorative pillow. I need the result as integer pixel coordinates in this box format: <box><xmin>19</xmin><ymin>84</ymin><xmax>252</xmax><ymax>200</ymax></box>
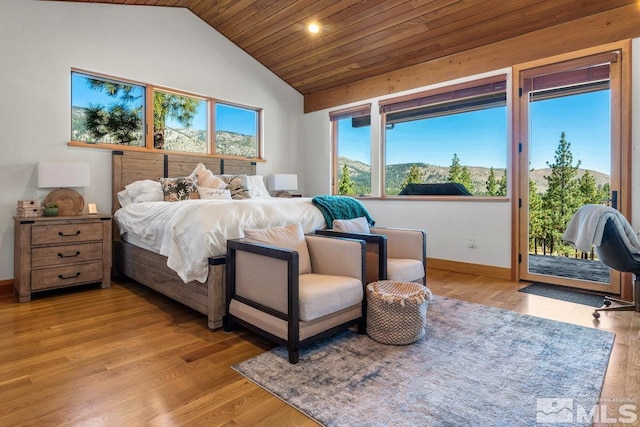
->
<box><xmin>133</xmin><ymin>186</ymin><xmax>164</xmax><ymax>203</ymax></box>
<box><xmin>218</xmin><ymin>174</ymin><xmax>250</xmax><ymax>200</ymax></box>
<box><xmin>159</xmin><ymin>176</ymin><xmax>199</xmax><ymax>202</ymax></box>
<box><xmin>246</xmin><ymin>175</ymin><xmax>271</xmax><ymax>198</ymax></box>
<box><xmin>119</xmin><ymin>180</ymin><xmax>165</xmax><ymax>204</ymax></box>
<box><xmin>116</xmin><ymin>189</ymin><xmax>133</xmax><ymax>207</ymax></box>
<box><xmin>333</xmin><ymin>217</ymin><xmax>371</xmax><ymax>233</ymax></box>
<box><xmin>125</xmin><ymin>179</ymin><xmax>163</xmax><ymax>198</ymax></box>
<box><xmin>190</xmin><ymin>163</ymin><xmax>227</xmax><ymax>190</ymax></box>
<box><xmin>197</xmin><ymin>186</ymin><xmax>232</xmax><ymax>200</ymax></box>
<box><xmin>243</xmin><ymin>223</ymin><xmax>311</xmax><ymax>274</ymax></box>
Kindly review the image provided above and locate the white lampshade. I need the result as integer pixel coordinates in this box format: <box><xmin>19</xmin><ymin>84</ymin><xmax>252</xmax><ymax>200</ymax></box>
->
<box><xmin>267</xmin><ymin>174</ymin><xmax>298</xmax><ymax>191</ymax></box>
<box><xmin>38</xmin><ymin>162</ymin><xmax>90</xmax><ymax>188</ymax></box>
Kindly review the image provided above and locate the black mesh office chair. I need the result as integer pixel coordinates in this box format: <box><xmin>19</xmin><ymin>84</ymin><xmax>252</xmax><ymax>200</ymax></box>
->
<box><xmin>592</xmin><ymin>217</ymin><xmax>640</xmax><ymax>319</ymax></box>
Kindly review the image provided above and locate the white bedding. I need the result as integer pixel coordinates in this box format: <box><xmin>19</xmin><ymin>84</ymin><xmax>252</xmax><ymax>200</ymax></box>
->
<box><xmin>114</xmin><ymin>197</ymin><xmax>326</xmax><ymax>283</ymax></box>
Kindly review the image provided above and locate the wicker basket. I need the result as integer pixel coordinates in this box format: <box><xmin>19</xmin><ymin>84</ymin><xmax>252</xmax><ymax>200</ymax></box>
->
<box><xmin>17</xmin><ymin>200</ymin><xmax>41</xmax><ymax>208</ymax></box>
<box><xmin>366</xmin><ymin>280</ymin><xmax>433</xmax><ymax>345</ymax></box>
<box><xmin>16</xmin><ymin>206</ymin><xmax>44</xmax><ymax>217</ymax></box>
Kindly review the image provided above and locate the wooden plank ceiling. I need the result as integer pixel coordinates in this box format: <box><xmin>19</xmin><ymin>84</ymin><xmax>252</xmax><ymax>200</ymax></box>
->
<box><xmin>56</xmin><ymin>0</ymin><xmax>634</xmax><ymax>99</ymax></box>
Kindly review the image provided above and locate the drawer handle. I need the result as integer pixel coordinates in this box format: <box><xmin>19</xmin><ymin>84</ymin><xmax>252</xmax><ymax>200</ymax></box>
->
<box><xmin>58</xmin><ymin>251</ymin><xmax>81</xmax><ymax>258</ymax></box>
<box><xmin>59</xmin><ymin>231</ymin><xmax>81</xmax><ymax>237</ymax></box>
<box><xmin>58</xmin><ymin>272</ymin><xmax>81</xmax><ymax>280</ymax></box>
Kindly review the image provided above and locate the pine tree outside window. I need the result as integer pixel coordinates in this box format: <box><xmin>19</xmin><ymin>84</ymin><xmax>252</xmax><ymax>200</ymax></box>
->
<box><xmin>71</xmin><ymin>71</ymin><xmax>145</xmax><ymax>146</ymax></box>
<box><xmin>153</xmin><ymin>89</ymin><xmax>207</xmax><ymax>153</ymax></box>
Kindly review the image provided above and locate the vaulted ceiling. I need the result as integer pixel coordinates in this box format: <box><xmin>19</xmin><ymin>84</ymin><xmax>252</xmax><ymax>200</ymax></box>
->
<box><xmin>55</xmin><ymin>0</ymin><xmax>636</xmax><ymax>99</ymax></box>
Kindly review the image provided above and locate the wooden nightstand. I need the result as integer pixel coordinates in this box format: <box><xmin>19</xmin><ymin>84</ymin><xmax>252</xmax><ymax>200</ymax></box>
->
<box><xmin>13</xmin><ymin>214</ymin><xmax>112</xmax><ymax>302</ymax></box>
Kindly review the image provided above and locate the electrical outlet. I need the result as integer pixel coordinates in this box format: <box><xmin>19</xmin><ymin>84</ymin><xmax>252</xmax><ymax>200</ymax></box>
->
<box><xmin>467</xmin><ymin>238</ymin><xmax>475</xmax><ymax>248</ymax></box>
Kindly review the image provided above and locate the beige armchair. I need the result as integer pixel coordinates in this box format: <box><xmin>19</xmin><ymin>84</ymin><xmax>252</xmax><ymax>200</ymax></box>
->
<box><xmin>317</xmin><ymin>221</ymin><xmax>426</xmax><ymax>285</ymax></box>
<box><xmin>223</xmin><ymin>229</ymin><xmax>366</xmax><ymax>364</ymax></box>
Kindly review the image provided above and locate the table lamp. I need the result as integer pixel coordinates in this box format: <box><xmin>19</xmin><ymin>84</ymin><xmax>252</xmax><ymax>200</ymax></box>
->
<box><xmin>267</xmin><ymin>174</ymin><xmax>298</xmax><ymax>197</ymax></box>
<box><xmin>37</xmin><ymin>162</ymin><xmax>90</xmax><ymax>215</ymax></box>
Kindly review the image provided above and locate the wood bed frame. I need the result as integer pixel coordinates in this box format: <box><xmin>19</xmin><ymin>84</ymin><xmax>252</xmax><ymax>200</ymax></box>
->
<box><xmin>111</xmin><ymin>150</ymin><xmax>256</xmax><ymax>329</ymax></box>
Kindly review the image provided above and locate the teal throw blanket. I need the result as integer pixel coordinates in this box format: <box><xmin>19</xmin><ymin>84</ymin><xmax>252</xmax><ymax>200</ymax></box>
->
<box><xmin>312</xmin><ymin>195</ymin><xmax>375</xmax><ymax>228</ymax></box>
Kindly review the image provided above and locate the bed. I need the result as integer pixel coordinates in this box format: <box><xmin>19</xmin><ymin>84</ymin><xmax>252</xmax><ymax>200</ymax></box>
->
<box><xmin>111</xmin><ymin>150</ymin><xmax>325</xmax><ymax>329</ymax></box>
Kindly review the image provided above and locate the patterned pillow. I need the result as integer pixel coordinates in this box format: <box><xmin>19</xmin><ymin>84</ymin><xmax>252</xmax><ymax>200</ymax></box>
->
<box><xmin>218</xmin><ymin>174</ymin><xmax>250</xmax><ymax>199</ymax></box>
<box><xmin>159</xmin><ymin>176</ymin><xmax>199</xmax><ymax>202</ymax></box>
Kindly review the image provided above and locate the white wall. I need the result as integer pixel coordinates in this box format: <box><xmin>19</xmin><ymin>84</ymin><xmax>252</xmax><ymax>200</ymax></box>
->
<box><xmin>0</xmin><ymin>0</ymin><xmax>304</xmax><ymax>280</ymax></box>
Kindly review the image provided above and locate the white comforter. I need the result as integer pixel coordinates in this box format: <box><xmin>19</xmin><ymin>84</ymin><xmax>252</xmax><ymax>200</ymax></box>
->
<box><xmin>114</xmin><ymin>198</ymin><xmax>326</xmax><ymax>283</ymax></box>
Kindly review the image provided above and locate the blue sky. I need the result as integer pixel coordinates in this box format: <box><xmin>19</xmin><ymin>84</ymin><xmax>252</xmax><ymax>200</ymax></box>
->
<box><xmin>72</xmin><ymin>72</ymin><xmax>256</xmax><ymax>135</ymax></box>
<box><xmin>215</xmin><ymin>104</ymin><xmax>257</xmax><ymax>136</ymax></box>
<box><xmin>385</xmin><ymin>107</ymin><xmax>507</xmax><ymax>168</ymax></box>
<box><xmin>339</xmin><ymin>89</ymin><xmax>611</xmax><ymax>175</ymax></box>
<box><xmin>339</xmin><ymin>107</ymin><xmax>506</xmax><ymax>168</ymax></box>
<box><xmin>530</xmin><ymin>90</ymin><xmax>610</xmax><ymax>175</ymax></box>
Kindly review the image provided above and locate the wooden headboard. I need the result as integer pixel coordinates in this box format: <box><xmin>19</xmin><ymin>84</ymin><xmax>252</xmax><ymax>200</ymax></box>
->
<box><xmin>112</xmin><ymin>150</ymin><xmax>257</xmax><ymax>214</ymax></box>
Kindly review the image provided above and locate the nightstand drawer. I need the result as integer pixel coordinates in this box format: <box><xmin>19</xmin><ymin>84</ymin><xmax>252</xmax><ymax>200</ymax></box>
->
<box><xmin>31</xmin><ymin>242</ymin><xmax>103</xmax><ymax>268</ymax></box>
<box><xmin>31</xmin><ymin>262</ymin><xmax>103</xmax><ymax>290</ymax></box>
<box><xmin>31</xmin><ymin>223</ymin><xmax>103</xmax><ymax>245</ymax></box>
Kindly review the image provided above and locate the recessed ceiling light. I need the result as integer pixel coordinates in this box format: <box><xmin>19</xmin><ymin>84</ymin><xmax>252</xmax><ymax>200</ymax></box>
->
<box><xmin>308</xmin><ymin>23</ymin><xmax>320</xmax><ymax>34</ymax></box>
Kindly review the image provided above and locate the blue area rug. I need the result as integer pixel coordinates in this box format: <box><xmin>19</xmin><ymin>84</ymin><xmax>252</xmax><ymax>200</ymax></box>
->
<box><xmin>233</xmin><ymin>297</ymin><xmax>614</xmax><ymax>426</ymax></box>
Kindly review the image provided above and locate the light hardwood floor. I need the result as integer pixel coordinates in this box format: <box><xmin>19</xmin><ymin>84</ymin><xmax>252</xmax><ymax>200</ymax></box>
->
<box><xmin>0</xmin><ymin>269</ymin><xmax>638</xmax><ymax>426</ymax></box>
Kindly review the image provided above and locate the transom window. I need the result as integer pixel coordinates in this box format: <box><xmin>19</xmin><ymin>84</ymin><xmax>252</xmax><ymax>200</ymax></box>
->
<box><xmin>70</xmin><ymin>69</ymin><xmax>262</xmax><ymax>160</ymax></box>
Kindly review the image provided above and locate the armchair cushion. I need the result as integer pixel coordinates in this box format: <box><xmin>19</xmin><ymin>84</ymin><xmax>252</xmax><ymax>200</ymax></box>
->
<box><xmin>243</xmin><ymin>223</ymin><xmax>312</xmax><ymax>274</ymax></box>
<box><xmin>371</xmin><ymin>227</ymin><xmax>425</xmax><ymax>261</ymax></box>
<box><xmin>333</xmin><ymin>216</ymin><xmax>371</xmax><ymax>233</ymax></box>
<box><xmin>387</xmin><ymin>258</ymin><xmax>425</xmax><ymax>283</ymax></box>
<box><xmin>299</xmin><ymin>273</ymin><xmax>363</xmax><ymax>321</ymax></box>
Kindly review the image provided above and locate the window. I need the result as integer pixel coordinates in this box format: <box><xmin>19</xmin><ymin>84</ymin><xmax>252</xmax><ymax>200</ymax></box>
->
<box><xmin>153</xmin><ymin>89</ymin><xmax>208</xmax><ymax>153</ymax></box>
<box><xmin>330</xmin><ymin>105</ymin><xmax>371</xmax><ymax>196</ymax></box>
<box><xmin>215</xmin><ymin>102</ymin><xmax>259</xmax><ymax>158</ymax></box>
<box><xmin>70</xmin><ymin>69</ymin><xmax>262</xmax><ymax>160</ymax></box>
<box><xmin>71</xmin><ymin>71</ymin><xmax>145</xmax><ymax>146</ymax></box>
<box><xmin>381</xmin><ymin>76</ymin><xmax>508</xmax><ymax>196</ymax></box>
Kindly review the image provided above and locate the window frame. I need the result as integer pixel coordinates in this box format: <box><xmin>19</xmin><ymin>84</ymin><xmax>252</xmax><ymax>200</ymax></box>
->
<box><xmin>69</xmin><ymin>68</ymin><xmax>264</xmax><ymax>161</ymax></box>
<box><xmin>71</xmin><ymin>70</ymin><xmax>146</xmax><ymax>147</ymax></box>
<box><xmin>149</xmin><ymin>86</ymin><xmax>210</xmax><ymax>153</ymax></box>
<box><xmin>214</xmin><ymin>100</ymin><xmax>262</xmax><ymax>159</ymax></box>
<box><xmin>330</xmin><ymin>104</ymin><xmax>372</xmax><ymax>195</ymax></box>
<box><xmin>380</xmin><ymin>74</ymin><xmax>509</xmax><ymax>200</ymax></box>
